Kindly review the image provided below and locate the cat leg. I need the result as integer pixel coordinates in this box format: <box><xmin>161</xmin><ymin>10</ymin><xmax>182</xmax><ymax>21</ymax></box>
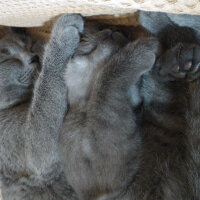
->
<box><xmin>24</xmin><ymin>14</ymin><xmax>83</xmax><ymax>198</ymax></box>
<box><xmin>161</xmin><ymin>41</ymin><xmax>200</xmax><ymax>199</ymax></box>
<box><xmin>119</xmin><ymin>40</ymin><xmax>200</xmax><ymax>200</ymax></box>
<box><xmin>156</xmin><ymin>42</ymin><xmax>200</xmax><ymax>199</ymax></box>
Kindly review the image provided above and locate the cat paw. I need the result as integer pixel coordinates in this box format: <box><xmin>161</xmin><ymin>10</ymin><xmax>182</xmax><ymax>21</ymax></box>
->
<box><xmin>131</xmin><ymin>37</ymin><xmax>161</xmax><ymax>72</ymax></box>
<box><xmin>157</xmin><ymin>43</ymin><xmax>200</xmax><ymax>81</ymax></box>
<box><xmin>50</xmin><ymin>14</ymin><xmax>84</xmax><ymax>55</ymax></box>
<box><xmin>53</xmin><ymin>14</ymin><xmax>84</xmax><ymax>34</ymax></box>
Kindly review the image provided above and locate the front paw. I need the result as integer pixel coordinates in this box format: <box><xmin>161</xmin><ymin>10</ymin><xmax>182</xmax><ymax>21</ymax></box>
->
<box><xmin>157</xmin><ymin>43</ymin><xmax>200</xmax><ymax>81</ymax></box>
<box><xmin>53</xmin><ymin>14</ymin><xmax>84</xmax><ymax>35</ymax></box>
<box><xmin>131</xmin><ymin>37</ymin><xmax>161</xmax><ymax>72</ymax></box>
<box><xmin>50</xmin><ymin>14</ymin><xmax>84</xmax><ymax>51</ymax></box>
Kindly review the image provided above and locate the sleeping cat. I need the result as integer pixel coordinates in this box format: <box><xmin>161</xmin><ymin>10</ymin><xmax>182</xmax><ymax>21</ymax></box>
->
<box><xmin>0</xmin><ymin>23</ymin><xmax>78</xmax><ymax>199</ymax></box>
<box><xmin>41</xmin><ymin>13</ymin><xmax>162</xmax><ymax>200</ymax></box>
<box><xmin>118</xmin><ymin>42</ymin><xmax>200</xmax><ymax>200</ymax></box>
<box><xmin>55</xmin><ymin>14</ymin><xmax>199</xmax><ymax>200</ymax></box>
<box><xmin>140</xmin><ymin>11</ymin><xmax>200</xmax><ymax>199</ymax></box>
<box><xmin>118</xmin><ymin>11</ymin><xmax>200</xmax><ymax>199</ymax></box>
<box><xmin>51</xmin><ymin>13</ymin><xmax>200</xmax><ymax>200</ymax></box>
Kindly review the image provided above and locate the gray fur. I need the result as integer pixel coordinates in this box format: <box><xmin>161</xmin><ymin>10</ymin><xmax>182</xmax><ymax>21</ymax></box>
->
<box><xmin>124</xmin><ymin>11</ymin><xmax>200</xmax><ymax>199</ymax></box>
<box><xmin>119</xmin><ymin>48</ymin><xmax>193</xmax><ymax>200</ymax></box>
<box><xmin>0</xmin><ymin>16</ymin><xmax>82</xmax><ymax>199</ymax></box>
<box><xmin>2</xmin><ymin>12</ymin><xmax>200</xmax><ymax>200</ymax></box>
<box><xmin>0</xmin><ymin>14</ymin><xmax>159</xmax><ymax>200</ymax></box>
<box><xmin>59</xmin><ymin>23</ymin><xmax>160</xmax><ymax>199</ymax></box>
<box><xmin>139</xmin><ymin>11</ymin><xmax>200</xmax><ymax>47</ymax></box>
<box><xmin>186</xmin><ymin>79</ymin><xmax>200</xmax><ymax>199</ymax></box>
<box><xmin>139</xmin><ymin>11</ymin><xmax>200</xmax><ymax>37</ymax></box>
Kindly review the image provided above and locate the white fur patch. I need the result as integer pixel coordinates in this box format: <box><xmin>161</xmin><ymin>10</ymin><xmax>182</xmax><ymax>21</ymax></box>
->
<box><xmin>81</xmin><ymin>138</ymin><xmax>92</xmax><ymax>156</ymax></box>
<box><xmin>65</xmin><ymin>56</ymin><xmax>94</xmax><ymax>105</ymax></box>
<box><xmin>64</xmin><ymin>45</ymin><xmax>113</xmax><ymax>106</ymax></box>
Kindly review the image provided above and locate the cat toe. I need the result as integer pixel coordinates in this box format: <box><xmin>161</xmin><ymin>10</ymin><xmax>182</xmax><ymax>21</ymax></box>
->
<box><xmin>184</xmin><ymin>61</ymin><xmax>192</xmax><ymax>71</ymax></box>
<box><xmin>172</xmin><ymin>64</ymin><xmax>180</xmax><ymax>73</ymax></box>
<box><xmin>187</xmin><ymin>62</ymin><xmax>200</xmax><ymax>81</ymax></box>
<box><xmin>169</xmin><ymin>60</ymin><xmax>199</xmax><ymax>80</ymax></box>
<box><xmin>180</xmin><ymin>44</ymin><xmax>200</xmax><ymax>81</ymax></box>
<box><xmin>168</xmin><ymin>63</ymin><xmax>186</xmax><ymax>78</ymax></box>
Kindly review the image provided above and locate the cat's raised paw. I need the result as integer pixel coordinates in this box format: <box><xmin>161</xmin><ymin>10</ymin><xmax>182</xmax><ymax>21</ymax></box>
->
<box><xmin>157</xmin><ymin>43</ymin><xmax>200</xmax><ymax>81</ymax></box>
<box><xmin>50</xmin><ymin>14</ymin><xmax>84</xmax><ymax>53</ymax></box>
<box><xmin>54</xmin><ymin>14</ymin><xmax>84</xmax><ymax>33</ymax></box>
<box><xmin>51</xmin><ymin>14</ymin><xmax>84</xmax><ymax>43</ymax></box>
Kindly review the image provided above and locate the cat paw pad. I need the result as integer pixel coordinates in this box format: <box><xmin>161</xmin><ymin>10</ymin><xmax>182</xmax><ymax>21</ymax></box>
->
<box><xmin>157</xmin><ymin>43</ymin><xmax>200</xmax><ymax>81</ymax></box>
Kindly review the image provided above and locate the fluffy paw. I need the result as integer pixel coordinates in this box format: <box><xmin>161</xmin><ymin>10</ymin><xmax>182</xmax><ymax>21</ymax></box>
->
<box><xmin>53</xmin><ymin>14</ymin><xmax>84</xmax><ymax>34</ymax></box>
<box><xmin>50</xmin><ymin>14</ymin><xmax>84</xmax><ymax>52</ymax></box>
<box><xmin>157</xmin><ymin>43</ymin><xmax>200</xmax><ymax>81</ymax></box>
<box><xmin>130</xmin><ymin>37</ymin><xmax>161</xmax><ymax>73</ymax></box>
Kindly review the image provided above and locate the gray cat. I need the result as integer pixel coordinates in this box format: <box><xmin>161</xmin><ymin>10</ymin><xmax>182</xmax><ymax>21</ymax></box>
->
<box><xmin>119</xmin><ymin>42</ymin><xmax>200</xmax><ymax>200</ymax></box>
<box><xmin>119</xmin><ymin>11</ymin><xmax>200</xmax><ymax>199</ymax></box>
<box><xmin>59</xmin><ymin>13</ymin><xmax>200</xmax><ymax>200</ymax></box>
<box><xmin>58</xmin><ymin>15</ymin><xmax>161</xmax><ymax>200</ymax></box>
<box><xmin>0</xmin><ymin>18</ymin><xmax>79</xmax><ymax>199</ymax></box>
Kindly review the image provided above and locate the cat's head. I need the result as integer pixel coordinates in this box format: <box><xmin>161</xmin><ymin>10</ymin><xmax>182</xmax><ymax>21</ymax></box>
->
<box><xmin>0</xmin><ymin>28</ymin><xmax>40</xmax><ymax>108</ymax></box>
<box><xmin>75</xmin><ymin>24</ymin><xmax>128</xmax><ymax>61</ymax></box>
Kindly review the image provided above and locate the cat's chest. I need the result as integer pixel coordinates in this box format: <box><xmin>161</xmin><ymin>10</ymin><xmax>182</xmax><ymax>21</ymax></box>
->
<box><xmin>65</xmin><ymin>57</ymin><xmax>94</xmax><ymax>105</ymax></box>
